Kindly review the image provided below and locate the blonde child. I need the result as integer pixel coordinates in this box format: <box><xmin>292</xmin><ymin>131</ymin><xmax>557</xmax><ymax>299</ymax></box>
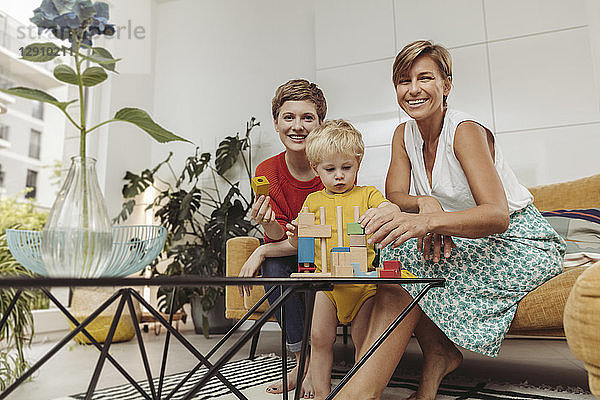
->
<box><xmin>286</xmin><ymin>119</ymin><xmax>395</xmax><ymax>399</ymax></box>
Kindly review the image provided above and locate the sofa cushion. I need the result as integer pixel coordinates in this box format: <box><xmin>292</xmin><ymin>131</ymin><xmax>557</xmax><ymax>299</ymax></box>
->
<box><xmin>529</xmin><ymin>174</ymin><xmax>600</xmax><ymax>212</ymax></box>
<box><xmin>508</xmin><ymin>266</ymin><xmax>586</xmax><ymax>335</ymax></box>
<box><xmin>542</xmin><ymin>208</ymin><xmax>600</xmax><ymax>254</ymax></box>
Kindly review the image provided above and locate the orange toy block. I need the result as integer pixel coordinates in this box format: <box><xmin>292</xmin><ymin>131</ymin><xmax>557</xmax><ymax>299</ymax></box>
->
<box><xmin>348</xmin><ymin>234</ymin><xmax>366</xmax><ymax>247</ymax></box>
<box><xmin>298</xmin><ymin>224</ymin><xmax>332</xmax><ymax>238</ymax></box>
<box><xmin>251</xmin><ymin>176</ymin><xmax>269</xmax><ymax>196</ymax></box>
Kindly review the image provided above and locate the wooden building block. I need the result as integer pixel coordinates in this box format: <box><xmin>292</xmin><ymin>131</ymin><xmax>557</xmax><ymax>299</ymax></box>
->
<box><xmin>382</xmin><ymin>260</ymin><xmax>402</xmax><ymax>271</ymax></box>
<box><xmin>378</xmin><ymin>269</ymin><xmax>400</xmax><ymax>278</ymax></box>
<box><xmin>298</xmin><ymin>237</ymin><xmax>315</xmax><ymax>263</ymax></box>
<box><xmin>291</xmin><ymin>272</ymin><xmax>331</xmax><ymax>278</ymax></box>
<box><xmin>334</xmin><ymin>265</ymin><xmax>354</xmax><ymax>277</ymax></box>
<box><xmin>251</xmin><ymin>176</ymin><xmax>269</xmax><ymax>196</ymax></box>
<box><xmin>401</xmin><ymin>269</ymin><xmax>417</xmax><ymax>278</ymax></box>
<box><xmin>347</xmin><ymin>222</ymin><xmax>364</xmax><ymax>235</ymax></box>
<box><xmin>298</xmin><ymin>224</ymin><xmax>331</xmax><ymax>238</ymax></box>
<box><xmin>297</xmin><ymin>212</ymin><xmax>315</xmax><ymax>226</ymax></box>
<box><xmin>338</xmin><ymin>251</ymin><xmax>350</xmax><ymax>266</ymax></box>
<box><xmin>348</xmin><ymin>234</ymin><xmax>366</xmax><ymax>247</ymax></box>
<box><xmin>350</xmin><ymin>246</ymin><xmax>367</xmax><ymax>272</ymax></box>
<box><xmin>331</xmin><ymin>247</ymin><xmax>350</xmax><ymax>252</ymax></box>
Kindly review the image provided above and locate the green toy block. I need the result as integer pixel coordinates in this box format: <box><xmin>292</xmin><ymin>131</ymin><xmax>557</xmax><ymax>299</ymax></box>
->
<box><xmin>347</xmin><ymin>222</ymin><xmax>364</xmax><ymax>235</ymax></box>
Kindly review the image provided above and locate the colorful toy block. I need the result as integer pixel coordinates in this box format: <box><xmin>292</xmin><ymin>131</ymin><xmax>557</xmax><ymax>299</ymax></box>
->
<box><xmin>297</xmin><ymin>212</ymin><xmax>315</xmax><ymax>226</ymax></box>
<box><xmin>334</xmin><ymin>265</ymin><xmax>354</xmax><ymax>277</ymax></box>
<box><xmin>348</xmin><ymin>234</ymin><xmax>366</xmax><ymax>247</ymax></box>
<box><xmin>350</xmin><ymin>246</ymin><xmax>367</xmax><ymax>272</ymax></box>
<box><xmin>331</xmin><ymin>247</ymin><xmax>350</xmax><ymax>252</ymax></box>
<box><xmin>251</xmin><ymin>176</ymin><xmax>269</xmax><ymax>196</ymax></box>
<box><xmin>298</xmin><ymin>237</ymin><xmax>315</xmax><ymax>263</ymax></box>
<box><xmin>298</xmin><ymin>224</ymin><xmax>332</xmax><ymax>238</ymax></box>
<box><xmin>347</xmin><ymin>222</ymin><xmax>364</xmax><ymax>235</ymax></box>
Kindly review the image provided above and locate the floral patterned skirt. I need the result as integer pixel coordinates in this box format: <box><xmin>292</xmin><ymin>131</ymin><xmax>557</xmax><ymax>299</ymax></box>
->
<box><xmin>380</xmin><ymin>204</ymin><xmax>566</xmax><ymax>357</ymax></box>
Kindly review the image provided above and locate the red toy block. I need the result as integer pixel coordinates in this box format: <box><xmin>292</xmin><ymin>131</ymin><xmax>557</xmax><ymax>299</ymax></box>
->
<box><xmin>382</xmin><ymin>260</ymin><xmax>402</xmax><ymax>271</ymax></box>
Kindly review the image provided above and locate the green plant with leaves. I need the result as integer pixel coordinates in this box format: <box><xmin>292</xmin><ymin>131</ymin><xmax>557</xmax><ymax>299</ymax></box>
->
<box><xmin>115</xmin><ymin>118</ymin><xmax>261</xmax><ymax>337</ymax></box>
<box><xmin>0</xmin><ymin>197</ymin><xmax>48</xmax><ymax>390</ymax></box>
<box><xmin>0</xmin><ymin>0</ymin><xmax>188</xmax><ymax>162</ymax></box>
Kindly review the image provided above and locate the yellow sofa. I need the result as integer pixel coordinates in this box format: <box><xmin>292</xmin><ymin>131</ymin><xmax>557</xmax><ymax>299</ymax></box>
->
<box><xmin>226</xmin><ymin>174</ymin><xmax>600</xmax><ymax>338</ymax></box>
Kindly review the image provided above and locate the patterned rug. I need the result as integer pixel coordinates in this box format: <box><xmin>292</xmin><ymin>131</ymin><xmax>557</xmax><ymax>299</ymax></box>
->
<box><xmin>67</xmin><ymin>355</ymin><xmax>594</xmax><ymax>400</ymax></box>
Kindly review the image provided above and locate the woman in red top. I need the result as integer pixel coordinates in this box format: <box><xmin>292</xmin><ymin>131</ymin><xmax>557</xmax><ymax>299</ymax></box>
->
<box><xmin>238</xmin><ymin>79</ymin><xmax>326</xmax><ymax>397</ymax></box>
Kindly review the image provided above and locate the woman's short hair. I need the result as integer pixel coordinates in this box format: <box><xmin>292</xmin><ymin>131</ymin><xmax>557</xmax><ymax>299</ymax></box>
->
<box><xmin>272</xmin><ymin>79</ymin><xmax>327</xmax><ymax>122</ymax></box>
<box><xmin>305</xmin><ymin>119</ymin><xmax>364</xmax><ymax>166</ymax></box>
<box><xmin>392</xmin><ymin>40</ymin><xmax>453</xmax><ymax>106</ymax></box>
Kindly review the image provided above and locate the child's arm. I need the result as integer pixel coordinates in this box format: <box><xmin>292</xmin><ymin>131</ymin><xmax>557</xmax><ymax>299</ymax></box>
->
<box><xmin>285</xmin><ymin>219</ymin><xmax>299</xmax><ymax>249</ymax></box>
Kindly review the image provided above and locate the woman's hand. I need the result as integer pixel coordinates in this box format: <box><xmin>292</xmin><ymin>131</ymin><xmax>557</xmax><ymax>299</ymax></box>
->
<box><xmin>238</xmin><ymin>246</ymin><xmax>265</xmax><ymax>297</ymax></box>
<box><xmin>416</xmin><ymin>197</ymin><xmax>456</xmax><ymax>261</ymax></box>
<box><xmin>360</xmin><ymin>205</ymin><xmax>429</xmax><ymax>248</ymax></box>
<box><xmin>285</xmin><ymin>220</ymin><xmax>299</xmax><ymax>249</ymax></box>
<box><xmin>250</xmin><ymin>195</ymin><xmax>276</xmax><ymax>225</ymax></box>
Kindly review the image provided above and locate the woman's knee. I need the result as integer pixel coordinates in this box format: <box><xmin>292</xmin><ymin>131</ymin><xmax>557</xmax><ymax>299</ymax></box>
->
<box><xmin>261</xmin><ymin>256</ymin><xmax>294</xmax><ymax>278</ymax></box>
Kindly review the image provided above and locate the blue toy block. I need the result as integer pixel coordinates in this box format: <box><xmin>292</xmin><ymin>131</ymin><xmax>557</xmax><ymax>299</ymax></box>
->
<box><xmin>298</xmin><ymin>237</ymin><xmax>315</xmax><ymax>263</ymax></box>
<box><xmin>331</xmin><ymin>247</ymin><xmax>350</xmax><ymax>253</ymax></box>
<box><xmin>351</xmin><ymin>262</ymin><xmax>360</xmax><ymax>275</ymax></box>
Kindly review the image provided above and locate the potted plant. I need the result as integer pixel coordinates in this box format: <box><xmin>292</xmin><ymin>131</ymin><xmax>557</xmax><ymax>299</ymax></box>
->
<box><xmin>0</xmin><ymin>197</ymin><xmax>47</xmax><ymax>390</ymax></box>
<box><xmin>115</xmin><ymin>118</ymin><xmax>261</xmax><ymax>337</ymax></box>
<box><xmin>0</xmin><ymin>0</ymin><xmax>190</xmax><ymax>277</ymax></box>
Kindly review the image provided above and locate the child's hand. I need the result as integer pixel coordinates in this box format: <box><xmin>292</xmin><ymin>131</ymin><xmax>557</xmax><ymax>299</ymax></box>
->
<box><xmin>285</xmin><ymin>220</ymin><xmax>299</xmax><ymax>249</ymax></box>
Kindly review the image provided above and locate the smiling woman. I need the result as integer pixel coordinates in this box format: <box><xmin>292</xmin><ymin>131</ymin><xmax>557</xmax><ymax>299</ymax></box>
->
<box><xmin>339</xmin><ymin>40</ymin><xmax>567</xmax><ymax>400</ymax></box>
<box><xmin>237</xmin><ymin>79</ymin><xmax>326</xmax><ymax>397</ymax></box>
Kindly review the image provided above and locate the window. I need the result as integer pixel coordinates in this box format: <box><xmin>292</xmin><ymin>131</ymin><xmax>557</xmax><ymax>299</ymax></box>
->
<box><xmin>0</xmin><ymin>164</ymin><xmax>4</xmax><ymax>187</ymax></box>
<box><xmin>25</xmin><ymin>169</ymin><xmax>37</xmax><ymax>199</ymax></box>
<box><xmin>0</xmin><ymin>123</ymin><xmax>8</xmax><ymax>141</ymax></box>
<box><xmin>32</xmin><ymin>101</ymin><xmax>44</xmax><ymax>120</ymax></box>
<box><xmin>29</xmin><ymin>129</ymin><xmax>41</xmax><ymax>159</ymax></box>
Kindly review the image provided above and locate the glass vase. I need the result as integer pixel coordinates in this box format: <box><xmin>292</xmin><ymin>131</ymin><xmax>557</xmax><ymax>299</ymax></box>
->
<box><xmin>41</xmin><ymin>156</ymin><xmax>113</xmax><ymax>277</ymax></box>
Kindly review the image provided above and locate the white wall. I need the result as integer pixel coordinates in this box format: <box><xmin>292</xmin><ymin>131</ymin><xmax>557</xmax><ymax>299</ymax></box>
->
<box><xmin>315</xmin><ymin>0</ymin><xmax>600</xmax><ymax>190</ymax></box>
<box><xmin>96</xmin><ymin>0</ymin><xmax>316</xmax><ymax>222</ymax></box>
<box><xmin>98</xmin><ymin>0</ymin><xmax>599</xmax><ymax>218</ymax></box>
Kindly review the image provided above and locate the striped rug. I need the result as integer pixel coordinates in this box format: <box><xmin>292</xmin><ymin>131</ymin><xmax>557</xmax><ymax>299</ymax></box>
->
<box><xmin>69</xmin><ymin>355</ymin><xmax>594</xmax><ymax>400</ymax></box>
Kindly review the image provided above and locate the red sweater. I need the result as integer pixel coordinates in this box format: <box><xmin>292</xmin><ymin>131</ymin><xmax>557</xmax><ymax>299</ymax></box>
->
<box><xmin>255</xmin><ymin>152</ymin><xmax>323</xmax><ymax>243</ymax></box>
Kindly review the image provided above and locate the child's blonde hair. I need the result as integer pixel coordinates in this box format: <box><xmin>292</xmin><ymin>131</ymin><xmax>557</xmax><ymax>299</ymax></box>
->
<box><xmin>305</xmin><ymin>119</ymin><xmax>364</xmax><ymax>166</ymax></box>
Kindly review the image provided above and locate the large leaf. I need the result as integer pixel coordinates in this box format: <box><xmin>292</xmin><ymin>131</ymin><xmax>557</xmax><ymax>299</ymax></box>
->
<box><xmin>53</xmin><ymin>64</ymin><xmax>78</xmax><ymax>85</ymax></box>
<box><xmin>81</xmin><ymin>66</ymin><xmax>107</xmax><ymax>86</ymax></box>
<box><xmin>113</xmin><ymin>108</ymin><xmax>191</xmax><ymax>144</ymax></box>
<box><xmin>121</xmin><ymin>170</ymin><xmax>154</xmax><ymax>198</ymax></box>
<box><xmin>0</xmin><ymin>87</ymin><xmax>76</xmax><ymax>112</ymax></box>
<box><xmin>81</xmin><ymin>47</ymin><xmax>121</xmax><ymax>71</ymax></box>
<box><xmin>20</xmin><ymin>42</ymin><xmax>61</xmax><ymax>62</ymax></box>
<box><xmin>90</xmin><ymin>47</ymin><xmax>118</xmax><ymax>72</ymax></box>
<box><xmin>215</xmin><ymin>135</ymin><xmax>243</xmax><ymax>175</ymax></box>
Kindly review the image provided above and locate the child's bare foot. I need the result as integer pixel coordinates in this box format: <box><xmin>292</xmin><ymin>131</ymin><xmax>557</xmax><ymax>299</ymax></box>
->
<box><xmin>266</xmin><ymin>365</ymin><xmax>314</xmax><ymax>397</ymax></box>
<box><xmin>404</xmin><ymin>342</ymin><xmax>463</xmax><ymax>400</ymax></box>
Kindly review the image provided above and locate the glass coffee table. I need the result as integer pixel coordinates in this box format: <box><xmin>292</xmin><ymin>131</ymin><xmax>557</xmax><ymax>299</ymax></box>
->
<box><xmin>0</xmin><ymin>275</ymin><xmax>444</xmax><ymax>400</ymax></box>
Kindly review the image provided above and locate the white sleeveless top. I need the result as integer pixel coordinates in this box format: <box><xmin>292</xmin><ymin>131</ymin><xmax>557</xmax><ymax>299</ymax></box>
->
<box><xmin>404</xmin><ymin>109</ymin><xmax>533</xmax><ymax>213</ymax></box>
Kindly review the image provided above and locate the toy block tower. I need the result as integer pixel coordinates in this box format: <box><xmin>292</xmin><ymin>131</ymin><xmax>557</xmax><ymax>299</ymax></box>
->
<box><xmin>330</xmin><ymin>206</ymin><xmax>354</xmax><ymax>277</ymax></box>
<box><xmin>251</xmin><ymin>176</ymin><xmax>269</xmax><ymax>196</ymax></box>
<box><xmin>293</xmin><ymin>207</ymin><xmax>332</xmax><ymax>276</ymax></box>
<box><xmin>348</xmin><ymin>206</ymin><xmax>368</xmax><ymax>273</ymax></box>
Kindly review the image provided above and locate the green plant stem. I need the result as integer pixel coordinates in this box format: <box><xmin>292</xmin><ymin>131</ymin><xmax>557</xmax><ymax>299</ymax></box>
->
<box><xmin>86</xmin><ymin>119</ymin><xmax>116</xmax><ymax>135</ymax></box>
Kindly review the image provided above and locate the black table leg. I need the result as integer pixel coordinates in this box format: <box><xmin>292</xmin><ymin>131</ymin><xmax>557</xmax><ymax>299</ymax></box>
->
<box><xmin>157</xmin><ymin>287</ymin><xmax>178</xmax><ymax>398</ymax></box>
<box><xmin>129</xmin><ymin>290</ymin><xmax>249</xmax><ymax>400</ymax></box>
<box><xmin>281</xmin><ymin>285</ymin><xmax>288</xmax><ymax>400</ymax></box>
<box><xmin>294</xmin><ymin>289</ymin><xmax>316</xmax><ymax>400</ymax></box>
<box><xmin>85</xmin><ymin>293</ymin><xmax>128</xmax><ymax>399</ymax></box>
<box><xmin>42</xmin><ymin>289</ymin><xmax>152</xmax><ymax>400</ymax></box>
<box><xmin>0</xmin><ymin>289</ymin><xmax>124</xmax><ymax>400</ymax></box>
<box><xmin>326</xmin><ymin>282</ymin><xmax>442</xmax><ymax>399</ymax></box>
<box><xmin>163</xmin><ymin>285</ymin><xmax>279</xmax><ymax>400</ymax></box>
<box><xmin>180</xmin><ymin>285</ymin><xmax>298</xmax><ymax>400</ymax></box>
<box><xmin>0</xmin><ymin>289</ymin><xmax>23</xmax><ymax>331</ymax></box>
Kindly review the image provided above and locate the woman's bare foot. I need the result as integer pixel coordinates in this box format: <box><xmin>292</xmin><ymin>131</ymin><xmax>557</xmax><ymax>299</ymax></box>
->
<box><xmin>266</xmin><ymin>365</ymin><xmax>315</xmax><ymax>398</ymax></box>
<box><xmin>404</xmin><ymin>342</ymin><xmax>463</xmax><ymax>400</ymax></box>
